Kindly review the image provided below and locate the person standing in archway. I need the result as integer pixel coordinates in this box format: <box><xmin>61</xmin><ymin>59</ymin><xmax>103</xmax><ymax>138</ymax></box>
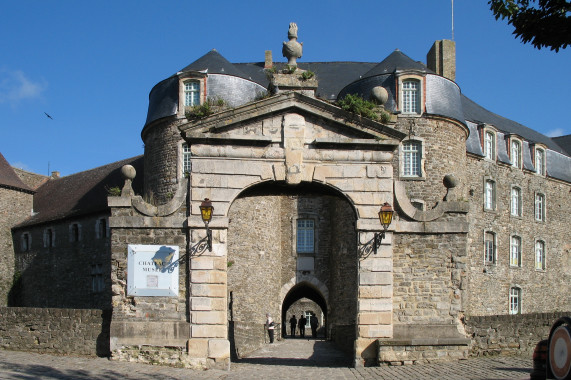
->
<box><xmin>310</xmin><ymin>313</ymin><xmax>318</xmax><ymax>338</ymax></box>
<box><xmin>298</xmin><ymin>314</ymin><xmax>306</xmax><ymax>338</ymax></box>
<box><xmin>266</xmin><ymin>313</ymin><xmax>275</xmax><ymax>343</ymax></box>
<box><xmin>289</xmin><ymin>315</ymin><xmax>297</xmax><ymax>338</ymax></box>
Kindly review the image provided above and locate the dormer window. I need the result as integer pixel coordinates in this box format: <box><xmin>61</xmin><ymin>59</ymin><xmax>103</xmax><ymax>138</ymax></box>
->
<box><xmin>510</xmin><ymin>139</ymin><xmax>522</xmax><ymax>168</ymax></box>
<box><xmin>401</xmin><ymin>79</ymin><xmax>420</xmax><ymax>114</ymax></box>
<box><xmin>184</xmin><ymin>81</ymin><xmax>200</xmax><ymax>107</ymax></box>
<box><xmin>535</xmin><ymin>147</ymin><xmax>545</xmax><ymax>175</ymax></box>
<box><xmin>484</xmin><ymin>131</ymin><xmax>496</xmax><ymax>160</ymax></box>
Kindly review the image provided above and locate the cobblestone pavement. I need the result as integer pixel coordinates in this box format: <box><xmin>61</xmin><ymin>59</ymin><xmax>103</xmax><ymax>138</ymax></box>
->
<box><xmin>0</xmin><ymin>339</ymin><xmax>533</xmax><ymax>379</ymax></box>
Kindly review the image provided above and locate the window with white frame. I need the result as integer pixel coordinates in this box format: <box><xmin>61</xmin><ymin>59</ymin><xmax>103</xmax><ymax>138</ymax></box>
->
<box><xmin>43</xmin><ymin>228</ymin><xmax>55</xmax><ymax>248</ymax></box>
<box><xmin>20</xmin><ymin>232</ymin><xmax>31</xmax><ymax>252</ymax></box>
<box><xmin>484</xmin><ymin>131</ymin><xmax>496</xmax><ymax>160</ymax></box>
<box><xmin>402</xmin><ymin>140</ymin><xmax>422</xmax><ymax>177</ymax></box>
<box><xmin>184</xmin><ymin>81</ymin><xmax>200</xmax><ymax>107</ymax></box>
<box><xmin>535</xmin><ymin>240</ymin><xmax>546</xmax><ymax>270</ymax></box>
<box><xmin>535</xmin><ymin>193</ymin><xmax>545</xmax><ymax>221</ymax></box>
<box><xmin>91</xmin><ymin>264</ymin><xmax>104</xmax><ymax>293</ymax></box>
<box><xmin>96</xmin><ymin>218</ymin><xmax>107</xmax><ymax>239</ymax></box>
<box><xmin>510</xmin><ymin>187</ymin><xmax>522</xmax><ymax>217</ymax></box>
<box><xmin>296</xmin><ymin>219</ymin><xmax>315</xmax><ymax>254</ymax></box>
<box><xmin>535</xmin><ymin>148</ymin><xmax>545</xmax><ymax>175</ymax></box>
<box><xmin>509</xmin><ymin>287</ymin><xmax>521</xmax><ymax>314</ymax></box>
<box><xmin>401</xmin><ymin>79</ymin><xmax>420</xmax><ymax>114</ymax></box>
<box><xmin>182</xmin><ymin>143</ymin><xmax>191</xmax><ymax>176</ymax></box>
<box><xmin>484</xmin><ymin>180</ymin><xmax>496</xmax><ymax>210</ymax></box>
<box><xmin>511</xmin><ymin>139</ymin><xmax>521</xmax><ymax>168</ymax></box>
<box><xmin>510</xmin><ymin>235</ymin><xmax>522</xmax><ymax>267</ymax></box>
<box><xmin>484</xmin><ymin>231</ymin><xmax>496</xmax><ymax>264</ymax></box>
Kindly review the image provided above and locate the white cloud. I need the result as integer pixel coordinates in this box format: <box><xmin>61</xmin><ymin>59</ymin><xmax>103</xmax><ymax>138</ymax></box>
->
<box><xmin>0</xmin><ymin>68</ymin><xmax>47</xmax><ymax>106</ymax></box>
<box><xmin>546</xmin><ymin>128</ymin><xmax>566</xmax><ymax>138</ymax></box>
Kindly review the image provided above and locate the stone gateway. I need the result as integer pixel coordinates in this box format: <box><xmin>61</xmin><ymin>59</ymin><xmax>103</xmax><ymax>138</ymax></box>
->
<box><xmin>1</xmin><ymin>23</ymin><xmax>569</xmax><ymax>368</ymax></box>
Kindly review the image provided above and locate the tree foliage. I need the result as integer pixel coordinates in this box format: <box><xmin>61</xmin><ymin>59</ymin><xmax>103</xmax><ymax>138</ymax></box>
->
<box><xmin>488</xmin><ymin>0</ymin><xmax>571</xmax><ymax>51</ymax></box>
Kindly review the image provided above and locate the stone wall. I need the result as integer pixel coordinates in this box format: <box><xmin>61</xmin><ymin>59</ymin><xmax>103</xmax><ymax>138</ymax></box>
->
<box><xmin>11</xmin><ymin>213</ymin><xmax>111</xmax><ymax>309</ymax></box>
<box><xmin>392</xmin><ymin>116</ymin><xmax>468</xmax><ymax>209</ymax></box>
<box><xmin>464</xmin><ymin>156</ymin><xmax>571</xmax><ymax>315</ymax></box>
<box><xmin>0</xmin><ymin>187</ymin><xmax>33</xmax><ymax>306</ymax></box>
<box><xmin>0</xmin><ymin>306</ymin><xmax>110</xmax><ymax>356</ymax></box>
<box><xmin>464</xmin><ymin>312</ymin><xmax>570</xmax><ymax>356</ymax></box>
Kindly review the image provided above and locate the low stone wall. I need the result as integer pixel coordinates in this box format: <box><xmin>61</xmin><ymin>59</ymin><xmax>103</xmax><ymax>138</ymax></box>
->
<box><xmin>0</xmin><ymin>307</ymin><xmax>110</xmax><ymax>356</ymax></box>
<box><xmin>464</xmin><ymin>312</ymin><xmax>570</xmax><ymax>357</ymax></box>
<box><xmin>230</xmin><ymin>321</ymin><xmax>278</xmax><ymax>359</ymax></box>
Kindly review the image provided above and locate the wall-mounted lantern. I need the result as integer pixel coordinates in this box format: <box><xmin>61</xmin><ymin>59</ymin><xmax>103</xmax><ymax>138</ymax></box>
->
<box><xmin>374</xmin><ymin>202</ymin><xmax>394</xmax><ymax>255</ymax></box>
<box><xmin>199</xmin><ymin>198</ymin><xmax>214</xmax><ymax>251</ymax></box>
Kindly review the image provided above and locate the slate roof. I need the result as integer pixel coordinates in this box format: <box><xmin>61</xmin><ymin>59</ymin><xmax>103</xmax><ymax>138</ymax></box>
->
<box><xmin>552</xmin><ymin>134</ymin><xmax>571</xmax><ymax>156</ymax></box>
<box><xmin>361</xmin><ymin>49</ymin><xmax>431</xmax><ymax>78</ymax></box>
<box><xmin>14</xmin><ymin>156</ymin><xmax>144</xmax><ymax>228</ymax></box>
<box><xmin>0</xmin><ymin>153</ymin><xmax>33</xmax><ymax>193</ymax></box>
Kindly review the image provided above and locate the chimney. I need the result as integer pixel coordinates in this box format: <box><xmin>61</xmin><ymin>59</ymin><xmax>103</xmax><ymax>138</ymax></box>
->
<box><xmin>51</xmin><ymin>171</ymin><xmax>60</xmax><ymax>178</ymax></box>
<box><xmin>264</xmin><ymin>50</ymin><xmax>273</xmax><ymax>69</ymax></box>
<box><xmin>427</xmin><ymin>40</ymin><xmax>456</xmax><ymax>81</ymax></box>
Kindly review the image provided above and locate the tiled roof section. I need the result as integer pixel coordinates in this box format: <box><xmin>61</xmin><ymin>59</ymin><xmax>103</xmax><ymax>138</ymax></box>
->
<box><xmin>552</xmin><ymin>134</ymin><xmax>571</xmax><ymax>156</ymax></box>
<box><xmin>361</xmin><ymin>50</ymin><xmax>431</xmax><ymax>78</ymax></box>
<box><xmin>15</xmin><ymin>156</ymin><xmax>144</xmax><ymax>228</ymax></box>
<box><xmin>0</xmin><ymin>153</ymin><xmax>33</xmax><ymax>192</ymax></box>
<box><xmin>461</xmin><ymin>95</ymin><xmax>567</xmax><ymax>155</ymax></box>
<box><xmin>180</xmin><ymin>49</ymin><xmax>250</xmax><ymax>79</ymax></box>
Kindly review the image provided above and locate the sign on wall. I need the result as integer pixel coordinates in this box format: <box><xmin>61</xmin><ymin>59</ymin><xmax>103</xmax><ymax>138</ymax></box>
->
<box><xmin>127</xmin><ymin>244</ymin><xmax>180</xmax><ymax>297</ymax></box>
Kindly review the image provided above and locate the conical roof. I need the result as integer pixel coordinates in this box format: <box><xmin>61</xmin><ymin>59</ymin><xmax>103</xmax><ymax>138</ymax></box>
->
<box><xmin>361</xmin><ymin>49</ymin><xmax>431</xmax><ymax>79</ymax></box>
<box><xmin>179</xmin><ymin>49</ymin><xmax>249</xmax><ymax>79</ymax></box>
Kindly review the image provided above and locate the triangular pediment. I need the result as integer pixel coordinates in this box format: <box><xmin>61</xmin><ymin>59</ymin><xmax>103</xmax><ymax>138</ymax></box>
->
<box><xmin>179</xmin><ymin>92</ymin><xmax>405</xmax><ymax>148</ymax></box>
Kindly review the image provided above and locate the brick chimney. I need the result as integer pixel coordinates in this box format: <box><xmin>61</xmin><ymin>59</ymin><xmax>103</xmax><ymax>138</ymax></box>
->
<box><xmin>51</xmin><ymin>171</ymin><xmax>60</xmax><ymax>179</ymax></box>
<box><xmin>427</xmin><ymin>40</ymin><xmax>456</xmax><ymax>81</ymax></box>
<box><xmin>264</xmin><ymin>50</ymin><xmax>273</xmax><ymax>69</ymax></box>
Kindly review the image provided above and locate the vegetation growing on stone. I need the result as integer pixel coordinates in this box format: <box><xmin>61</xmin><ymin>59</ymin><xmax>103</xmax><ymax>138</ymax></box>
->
<box><xmin>301</xmin><ymin>70</ymin><xmax>315</xmax><ymax>80</ymax></box>
<box><xmin>106</xmin><ymin>186</ymin><xmax>121</xmax><ymax>197</ymax></box>
<box><xmin>185</xmin><ymin>98</ymin><xmax>226</xmax><ymax>120</ymax></box>
<box><xmin>337</xmin><ymin>94</ymin><xmax>379</xmax><ymax>121</ymax></box>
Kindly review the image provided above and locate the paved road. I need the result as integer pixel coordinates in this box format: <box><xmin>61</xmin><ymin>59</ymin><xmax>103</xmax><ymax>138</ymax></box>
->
<box><xmin>0</xmin><ymin>339</ymin><xmax>533</xmax><ymax>379</ymax></box>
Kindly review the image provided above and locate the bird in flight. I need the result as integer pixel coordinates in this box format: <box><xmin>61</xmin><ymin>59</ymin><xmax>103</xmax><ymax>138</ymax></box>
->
<box><xmin>44</xmin><ymin>112</ymin><xmax>53</xmax><ymax>120</ymax></box>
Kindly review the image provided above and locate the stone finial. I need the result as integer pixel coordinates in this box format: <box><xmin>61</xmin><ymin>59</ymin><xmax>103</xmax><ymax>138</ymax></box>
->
<box><xmin>282</xmin><ymin>22</ymin><xmax>303</xmax><ymax>66</ymax></box>
<box><xmin>443</xmin><ymin>174</ymin><xmax>458</xmax><ymax>201</ymax></box>
<box><xmin>121</xmin><ymin>164</ymin><xmax>136</xmax><ymax>197</ymax></box>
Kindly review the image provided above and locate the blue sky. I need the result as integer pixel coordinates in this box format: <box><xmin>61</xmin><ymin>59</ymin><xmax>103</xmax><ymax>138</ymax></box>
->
<box><xmin>2</xmin><ymin>1</ymin><xmax>569</xmax><ymax>176</ymax></box>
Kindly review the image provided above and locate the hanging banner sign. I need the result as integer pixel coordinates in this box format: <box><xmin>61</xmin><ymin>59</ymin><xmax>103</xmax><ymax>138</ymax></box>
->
<box><xmin>127</xmin><ymin>244</ymin><xmax>180</xmax><ymax>296</ymax></box>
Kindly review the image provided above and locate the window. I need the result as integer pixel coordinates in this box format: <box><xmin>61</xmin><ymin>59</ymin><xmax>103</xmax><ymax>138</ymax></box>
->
<box><xmin>484</xmin><ymin>180</ymin><xmax>496</xmax><ymax>210</ymax></box>
<box><xmin>43</xmin><ymin>228</ymin><xmax>55</xmax><ymax>248</ymax></box>
<box><xmin>20</xmin><ymin>233</ymin><xmax>31</xmax><ymax>252</ymax></box>
<box><xmin>535</xmin><ymin>240</ymin><xmax>546</xmax><ymax>270</ymax></box>
<box><xmin>182</xmin><ymin>143</ymin><xmax>191</xmax><ymax>176</ymax></box>
<box><xmin>511</xmin><ymin>140</ymin><xmax>521</xmax><ymax>168</ymax></box>
<box><xmin>402</xmin><ymin>140</ymin><xmax>422</xmax><ymax>177</ymax></box>
<box><xmin>510</xmin><ymin>187</ymin><xmax>522</xmax><ymax>217</ymax></box>
<box><xmin>535</xmin><ymin>193</ymin><xmax>545</xmax><ymax>222</ymax></box>
<box><xmin>509</xmin><ymin>287</ymin><xmax>521</xmax><ymax>314</ymax></box>
<box><xmin>297</xmin><ymin>219</ymin><xmax>315</xmax><ymax>253</ymax></box>
<box><xmin>69</xmin><ymin>223</ymin><xmax>80</xmax><ymax>242</ymax></box>
<box><xmin>484</xmin><ymin>231</ymin><xmax>496</xmax><ymax>264</ymax></box>
<box><xmin>402</xmin><ymin>79</ymin><xmax>420</xmax><ymax>114</ymax></box>
<box><xmin>96</xmin><ymin>218</ymin><xmax>107</xmax><ymax>239</ymax></box>
<box><xmin>91</xmin><ymin>264</ymin><xmax>104</xmax><ymax>293</ymax></box>
<box><xmin>484</xmin><ymin>131</ymin><xmax>495</xmax><ymax>160</ymax></box>
<box><xmin>510</xmin><ymin>236</ymin><xmax>521</xmax><ymax>267</ymax></box>
<box><xmin>535</xmin><ymin>148</ymin><xmax>545</xmax><ymax>175</ymax></box>
<box><xmin>184</xmin><ymin>81</ymin><xmax>200</xmax><ymax>107</ymax></box>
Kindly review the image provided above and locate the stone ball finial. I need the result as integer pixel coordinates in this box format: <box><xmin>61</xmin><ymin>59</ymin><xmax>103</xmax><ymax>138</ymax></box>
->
<box><xmin>443</xmin><ymin>174</ymin><xmax>458</xmax><ymax>189</ymax></box>
<box><xmin>121</xmin><ymin>165</ymin><xmax>136</xmax><ymax>180</ymax></box>
<box><xmin>371</xmin><ymin>86</ymin><xmax>389</xmax><ymax>105</ymax></box>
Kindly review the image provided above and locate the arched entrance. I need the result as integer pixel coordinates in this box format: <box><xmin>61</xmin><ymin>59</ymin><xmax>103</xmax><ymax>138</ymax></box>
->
<box><xmin>226</xmin><ymin>181</ymin><xmax>358</xmax><ymax>360</ymax></box>
<box><xmin>281</xmin><ymin>282</ymin><xmax>327</xmax><ymax>339</ymax></box>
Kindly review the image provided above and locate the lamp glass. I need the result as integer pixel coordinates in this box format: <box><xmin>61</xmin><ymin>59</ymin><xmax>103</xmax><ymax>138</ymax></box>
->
<box><xmin>200</xmin><ymin>198</ymin><xmax>213</xmax><ymax>223</ymax></box>
<box><xmin>379</xmin><ymin>202</ymin><xmax>393</xmax><ymax>229</ymax></box>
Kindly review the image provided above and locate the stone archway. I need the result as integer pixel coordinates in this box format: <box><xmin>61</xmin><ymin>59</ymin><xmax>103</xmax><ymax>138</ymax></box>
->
<box><xmin>281</xmin><ymin>281</ymin><xmax>328</xmax><ymax>339</ymax></box>
<box><xmin>225</xmin><ymin>181</ymin><xmax>359</xmax><ymax>359</ymax></box>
